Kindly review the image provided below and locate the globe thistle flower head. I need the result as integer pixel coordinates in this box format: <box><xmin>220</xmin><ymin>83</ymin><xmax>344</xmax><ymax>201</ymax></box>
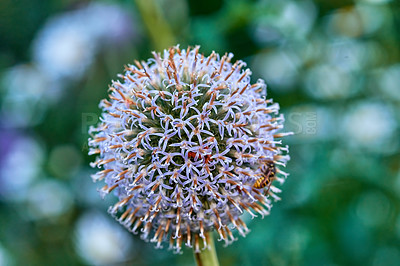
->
<box><xmin>89</xmin><ymin>45</ymin><xmax>291</xmax><ymax>253</ymax></box>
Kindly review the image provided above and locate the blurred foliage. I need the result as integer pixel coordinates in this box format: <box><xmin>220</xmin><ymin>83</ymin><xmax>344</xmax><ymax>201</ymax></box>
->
<box><xmin>1</xmin><ymin>0</ymin><xmax>400</xmax><ymax>265</ymax></box>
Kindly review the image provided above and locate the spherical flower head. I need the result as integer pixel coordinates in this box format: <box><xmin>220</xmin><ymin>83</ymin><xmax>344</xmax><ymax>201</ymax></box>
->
<box><xmin>89</xmin><ymin>46</ymin><xmax>291</xmax><ymax>253</ymax></box>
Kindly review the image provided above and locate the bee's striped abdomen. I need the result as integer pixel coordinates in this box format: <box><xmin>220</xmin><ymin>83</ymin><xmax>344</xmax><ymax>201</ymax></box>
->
<box><xmin>254</xmin><ymin>161</ymin><xmax>276</xmax><ymax>189</ymax></box>
<box><xmin>254</xmin><ymin>176</ymin><xmax>270</xmax><ymax>189</ymax></box>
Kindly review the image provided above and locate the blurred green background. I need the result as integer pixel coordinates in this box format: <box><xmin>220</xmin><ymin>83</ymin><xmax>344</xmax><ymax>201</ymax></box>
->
<box><xmin>1</xmin><ymin>0</ymin><xmax>400</xmax><ymax>265</ymax></box>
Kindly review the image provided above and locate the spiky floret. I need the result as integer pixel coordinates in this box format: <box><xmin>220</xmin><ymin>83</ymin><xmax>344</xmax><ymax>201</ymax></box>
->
<box><xmin>89</xmin><ymin>45</ymin><xmax>291</xmax><ymax>253</ymax></box>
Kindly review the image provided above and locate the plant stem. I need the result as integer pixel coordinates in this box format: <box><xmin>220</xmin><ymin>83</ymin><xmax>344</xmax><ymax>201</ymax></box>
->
<box><xmin>134</xmin><ymin>0</ymin><xmax>175</xmax><ymax>51</ymax></box>
<box><xmin>194</xmin><ymin>232</ymin><xmax>220</xmax><ymax>266</ymax></box>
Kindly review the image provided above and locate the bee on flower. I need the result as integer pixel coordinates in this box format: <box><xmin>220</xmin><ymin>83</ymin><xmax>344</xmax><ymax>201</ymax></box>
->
<box><xmin>89</xmin><ymin>45</ymin><xmax>291</xmax><ymax>253</ymax></box>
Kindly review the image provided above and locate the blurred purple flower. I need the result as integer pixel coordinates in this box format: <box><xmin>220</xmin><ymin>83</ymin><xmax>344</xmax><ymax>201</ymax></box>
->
<box><xmin>74</xmin><ymin>211</ymin><xmax>134</xmax><ymax>265</ymax></box>
<box><xmin>1</xmin><ymin>64</ymin><xmax>55</xmax><ymax>128</ymax></box>
<box><xmin>0</xmin><ymin>132</ymin><xmax>44</xmax><ymax>201</ymax></box>
<box><xmin>32</xmin><ymin>2</ymin><xmax>138</xmax><ymax>82</ymax></box>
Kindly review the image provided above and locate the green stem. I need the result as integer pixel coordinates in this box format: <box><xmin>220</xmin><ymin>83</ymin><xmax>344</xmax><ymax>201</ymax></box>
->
<box><xmin>194</xmin><ymin>232</ymin><xmax>220</xmax><ymax>266</ymax></box>
<box><xmin>134</xmin><ymin>0</ymin><xmax>176</xmax><ymax>51</ymax></box>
